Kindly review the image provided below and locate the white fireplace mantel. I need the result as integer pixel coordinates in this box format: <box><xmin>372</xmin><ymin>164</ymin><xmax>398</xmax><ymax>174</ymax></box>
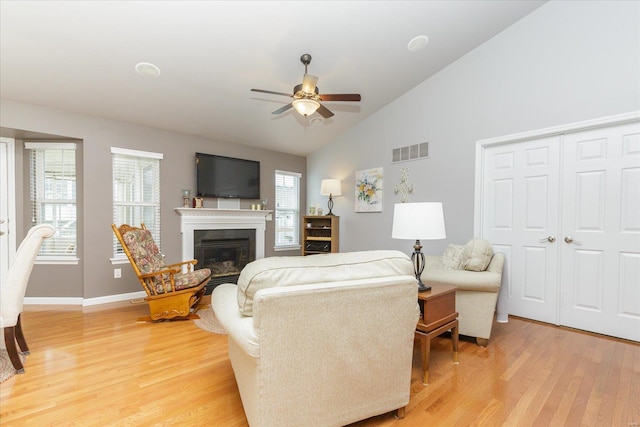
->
<box><xmin>175</xmin><ymin>208</ymin><xmax>272</xmax><ymax>262</ymax></box>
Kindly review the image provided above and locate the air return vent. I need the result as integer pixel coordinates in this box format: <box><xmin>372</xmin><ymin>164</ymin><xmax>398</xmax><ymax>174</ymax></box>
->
<box><xmin>392</xmin><ymin>142</ymin><xmax>429</xmax><ymax>163</ymax></box>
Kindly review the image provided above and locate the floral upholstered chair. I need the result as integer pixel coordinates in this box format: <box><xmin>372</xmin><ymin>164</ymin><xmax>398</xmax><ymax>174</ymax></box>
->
<box><xmin>112</xmin><ymin>223</ymin><xmax>211</xmax><ymax>322</ymax></box>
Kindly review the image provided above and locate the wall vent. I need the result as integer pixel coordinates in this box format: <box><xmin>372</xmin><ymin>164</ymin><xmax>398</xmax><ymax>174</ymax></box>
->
<box><xmin>392</xmin><ymin>142</ymin><xmax>429</xmax><ymax>163</ymax></box>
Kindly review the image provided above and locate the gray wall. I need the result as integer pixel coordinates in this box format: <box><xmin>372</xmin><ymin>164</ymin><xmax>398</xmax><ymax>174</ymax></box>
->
<box><xmin>307</xmin><ymin>0</ymin><xmax>640</xmax><ymax>255</ymax></box>
<box><xmin>1</xmin><ymin>100</ymin><xmax>306</xmax><ymax>298</ymax></box>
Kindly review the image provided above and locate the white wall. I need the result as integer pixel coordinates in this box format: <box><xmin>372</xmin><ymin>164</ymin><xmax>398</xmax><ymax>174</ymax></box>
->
<box><xmin>307</xmin><ymin>0</ymin><xmax>640</xmax><ymax>255</ymax></box>
<box><xmin>1</xmin><ymin>100</ymin><xmax>306</xmax><ymax>299</ymax></box>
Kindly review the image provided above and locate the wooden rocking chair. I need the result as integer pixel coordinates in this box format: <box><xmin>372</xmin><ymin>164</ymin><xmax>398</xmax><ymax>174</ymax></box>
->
<box><xmin>112</xmin><ymin>223</ymin><xmax>210</xmax><ymax>322</ymax></box>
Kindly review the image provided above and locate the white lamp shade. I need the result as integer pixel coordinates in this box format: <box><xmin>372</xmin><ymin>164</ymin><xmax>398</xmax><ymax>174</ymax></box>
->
<box><xmin>292</xmin><ymin>98</ymin><xmax>320</xmax><ymax>116</ymax></box>
<box><xmin>392</xmin><ymin>202</ymin><xmax>446</xmax><ymax>240</ymax></box>
<box><xmin>320</xmin><ymin>179</ymin><xmax>342</xmax><ymax>196</ymax></box>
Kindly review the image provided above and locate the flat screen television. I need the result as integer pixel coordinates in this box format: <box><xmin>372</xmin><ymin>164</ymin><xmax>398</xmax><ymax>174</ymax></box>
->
<box><xmin>196</xmin><ymin>153</ymin><xmax>260</xmax><ymax>199</ymax></box>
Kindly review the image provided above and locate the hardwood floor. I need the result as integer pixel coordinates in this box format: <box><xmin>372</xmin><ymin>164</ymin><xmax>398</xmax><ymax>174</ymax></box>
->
<box><xmin>1</xmin><ymin>299</ymin><xmax>638</xmax><ymax>426</ymax></box>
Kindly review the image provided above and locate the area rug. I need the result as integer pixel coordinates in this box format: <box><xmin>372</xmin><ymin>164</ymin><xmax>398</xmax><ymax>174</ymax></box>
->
<box><xmin>193</xmin><ymin>308</ymin><xmax>227</xmax><ymax>335</ymax></box>
<box><xmin>0</xmin><ymin>349</ymin><xmax>23</xmax><ymax>383</ymax></box>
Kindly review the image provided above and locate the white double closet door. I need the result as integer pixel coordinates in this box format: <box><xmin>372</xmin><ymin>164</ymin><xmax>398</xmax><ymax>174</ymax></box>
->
<box><xmin>477</xmin><ymin>114</ymin><xmax>640</xmax><ymax>342</ymax></box>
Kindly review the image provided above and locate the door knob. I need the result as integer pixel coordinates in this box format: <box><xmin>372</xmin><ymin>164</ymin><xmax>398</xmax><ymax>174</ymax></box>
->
<box><xmin>539</xmin><ymin>236</ymin><xmax>556</xmax><ymax>243</ymax></box>
<box><xmin>564</xmin><ymin>236</ymin><xmax>582</xmax><ymax>245</ymax></box>
<box><xmin>0</xmin><ymin>230</ymin><xmax>4</xmax><ymax>236</ymax></box>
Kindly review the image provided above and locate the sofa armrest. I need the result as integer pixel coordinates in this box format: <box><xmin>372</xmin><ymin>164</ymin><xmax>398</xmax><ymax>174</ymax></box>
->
<box><xmin>211</xmin><ymin>283</ymin><xmax>261</xmax><ymax>358</ymax></box>
<box><xmin>486</xmin><ymin>252</ymin><xmax>505</xmax><ymax>274</ymax></box>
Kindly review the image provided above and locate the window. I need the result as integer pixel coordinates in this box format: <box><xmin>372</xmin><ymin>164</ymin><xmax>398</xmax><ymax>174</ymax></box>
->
<box><xmin>111</xmin><ymin>147</ymin><xmax>163</xmax><ymax>261</ymax></box>
<box><xmin>25</xmin><ymin>142</ymin><xmax>77</xmax><ymax>263</ymax></box>
<box><xmin>274</xmin><ymin>170</ymin><xmax>301</xmax><ymax>250</ymax></box>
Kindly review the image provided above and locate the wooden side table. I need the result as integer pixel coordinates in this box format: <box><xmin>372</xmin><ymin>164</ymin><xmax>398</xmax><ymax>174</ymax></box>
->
<box><xmin>415</xmin><ymin>283</ymin><xmax>459</xmax><ymax>385</ymax></box>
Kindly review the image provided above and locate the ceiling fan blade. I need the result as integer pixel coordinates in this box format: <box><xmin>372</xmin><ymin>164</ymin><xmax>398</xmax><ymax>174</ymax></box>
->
<box><xmin>317</xmin><ymin>104</ymin><xmax>334</xmax><ymax>119</ymax></box>
<box><xmin>251</xmin><ymin>88</ymin><xmax>292</xmax><ymax>97</ymax></box>
<box><xmin>272</xmin><ymin>103</ymin><xmax>293</xmax><ymax>115</ymax></box>
<box><xmin>319</xmin><ymin>93</ymin><xmax>361</xmax><ymax>102</ymax></box>
<box><xmin>301</xmin><ymin>74</ymin><xmax>318</xmax><ymax>94</ymax></box>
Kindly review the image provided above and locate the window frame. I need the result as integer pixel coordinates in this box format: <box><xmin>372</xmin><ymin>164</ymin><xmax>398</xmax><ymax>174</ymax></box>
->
<box><xmin>111</xmin><ymin>147</ymin><xmax>163</xmax><ymax>264</ymax></box>
<box><xmin>274</xmin><ymin>170</ymin><xmax>302</xmax><ymax>251</ymax></box>
<box><xmin>25</xmin><ymin>142</ymin><xmax>78</xmax><ymax>265</ymax></box>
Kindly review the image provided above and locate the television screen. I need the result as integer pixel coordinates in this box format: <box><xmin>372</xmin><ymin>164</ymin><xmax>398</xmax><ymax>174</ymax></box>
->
<box><xmin>196</xmin><ymin>153</ymin><xmax>260</xmax><ymax>199</ymax></box>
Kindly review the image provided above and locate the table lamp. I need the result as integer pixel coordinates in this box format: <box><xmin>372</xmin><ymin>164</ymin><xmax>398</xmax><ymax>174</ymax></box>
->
<box><xmin>320</xmin><ymin>179</ymin><xmax>342</xmax><ymax>216</ymax></box>
<box><xmin>392</xmin><ymin>202</ymin><xmax>446</xmax><ymax>292</ymax></box>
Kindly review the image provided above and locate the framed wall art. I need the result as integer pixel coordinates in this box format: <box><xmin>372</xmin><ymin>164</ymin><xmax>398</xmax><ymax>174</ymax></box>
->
<box><xmin>355</xmin><ymin>167</ymin><xmax>383</xmax><ymax>212</ymax></box>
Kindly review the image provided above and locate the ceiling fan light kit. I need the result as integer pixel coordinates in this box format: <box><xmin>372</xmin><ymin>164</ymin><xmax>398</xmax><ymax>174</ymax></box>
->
<box><xmin>292</xmin><ymin>98</ymin><xmax>320</xmax><ymax>117</ymax></box>
<box><xmin>251</xmin><ymin>53</ymin><xmax>361</xmax><ymax>120</ymax></box>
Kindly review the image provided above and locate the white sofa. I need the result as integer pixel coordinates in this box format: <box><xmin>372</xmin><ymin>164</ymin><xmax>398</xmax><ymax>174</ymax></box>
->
<box><xmin>422</xmin><ymin>239</ymin><xmax>505</xmax><ymax>346</ymax></box>
<box><xmin>212</xmin><ymin>250</ymin><xmax>419</xmax><ymax>427</ymax></box>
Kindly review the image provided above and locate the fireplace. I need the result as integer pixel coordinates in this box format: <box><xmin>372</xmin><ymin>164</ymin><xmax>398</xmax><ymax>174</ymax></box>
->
<box><xmin>176</xmin><ymin>207</ymin><xmax>271</xmax><ymax>295</ymax></box>
<box><xmin>194</xmin><ymin>229</ymin><xmax>255</xmax><ymax>294</ymax></box>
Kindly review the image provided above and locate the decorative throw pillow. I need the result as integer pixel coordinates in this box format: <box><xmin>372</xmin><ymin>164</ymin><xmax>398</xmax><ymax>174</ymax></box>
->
<box><xmin>462</xmin><ymin>238</ymin><xmax>493</xmax><ymax>271</ymax></box>
<box><xmin>441</xmin><ymin>244</ymin><xmax>466</xmax><ymax>270</ymax></box>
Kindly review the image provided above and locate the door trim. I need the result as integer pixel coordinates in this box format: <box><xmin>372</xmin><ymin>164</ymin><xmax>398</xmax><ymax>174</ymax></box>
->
<box><xmin>0</xmin><ymin>137</ymin><xmax>17</xmax><ymax>280</ymax></box>
<box><xmin>474</xmin><ymin>111</ymin><xmax>640</xmax><ymax>236</ymax></box>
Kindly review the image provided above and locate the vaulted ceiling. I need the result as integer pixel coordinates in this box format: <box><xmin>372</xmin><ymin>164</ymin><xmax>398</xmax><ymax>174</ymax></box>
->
<box><xmin>0</xmin><ymin>1</ymin><xmax>546</xmax><ymax>156</ymax></box>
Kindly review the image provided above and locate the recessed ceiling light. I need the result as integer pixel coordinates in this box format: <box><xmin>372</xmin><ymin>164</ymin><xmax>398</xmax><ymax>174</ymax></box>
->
<box><xmin>407</xmin><ymin>35</ymin><xmax>429</xmax><ymax>52</ymax></box>
<box><xmin>135</xmin><ymin>62</ymin><xmax>161</xmax><ymax>77</ymax></box>
<box><xmin>309</xmin><ymin>116</ymin><xmax>324</xmax><ymax>126</ymax></box>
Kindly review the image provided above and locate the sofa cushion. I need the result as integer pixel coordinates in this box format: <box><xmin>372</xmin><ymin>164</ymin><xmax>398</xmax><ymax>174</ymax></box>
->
<box><xmin>441</xmin><ymin>244</ymin><xmax>465</xmax><ymax>270</ymax></box>
<box><xmin>462</xmin><ymin>238</ymin><xmax>493</xmax><ymax>271</ymax></box>
<box><xmin>236</xmin><ymin>250</ymin><xmax>413</xmax><ymax>316</ymax></box>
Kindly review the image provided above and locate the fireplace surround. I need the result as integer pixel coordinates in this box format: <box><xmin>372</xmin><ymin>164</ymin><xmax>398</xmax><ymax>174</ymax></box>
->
<box><xmin>176</xmin><ymin>208</ymin><xmax>272</xmax><ymax>293</ymax></box>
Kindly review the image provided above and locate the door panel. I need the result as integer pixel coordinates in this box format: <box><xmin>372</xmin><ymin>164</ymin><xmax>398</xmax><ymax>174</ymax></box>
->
<box><xmin>523</xmin><ymin>246</ymin><xmax>548</xmax><ymax>301</ymax></box>
<box><xmin>572</xmin><ymin>249</ymin><xmax>604</xmax><ymax>310</ymax></box>
<box><xmin>560</xmin><ymin>122</ymin><xmax>640</xmax><ymax>341</ymax></box>
<box><xmin>482</xmin><ymin>136</ymin><xmax>560</xmax><ymax>324</ymax></box>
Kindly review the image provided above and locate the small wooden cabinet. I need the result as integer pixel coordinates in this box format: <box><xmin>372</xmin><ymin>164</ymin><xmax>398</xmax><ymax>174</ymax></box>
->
<box><xmin>302</xmin><ymin>215</ymin><xmax>339</xmax><ymax>256</ymax></box>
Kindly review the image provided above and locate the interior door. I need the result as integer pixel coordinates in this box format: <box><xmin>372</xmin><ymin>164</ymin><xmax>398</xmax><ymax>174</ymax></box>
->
<box><xmin>559</xmin><ymin>122</ymin><xmax>640</xmax><ymax>341</ymax></box>
<box><xmin>481</xmin><ymin>136</ymin><xmax>561</xmax><ymax>324</ymax></box>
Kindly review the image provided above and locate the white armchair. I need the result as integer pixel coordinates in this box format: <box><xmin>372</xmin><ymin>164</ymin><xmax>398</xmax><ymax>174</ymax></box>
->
<box><xmin>1</xmin><ymin>224</ymin><xmax>55</xmax><ymax>373</ymax></box>
<box><xmin>423</xmin><ymin>239</ymin><xmax>505</xmax><ymax>346</ymax></box>
<box><xmin>212</xmin><ymin>250</ymin><xmax>419</xmax><ymax>427</ymax></box>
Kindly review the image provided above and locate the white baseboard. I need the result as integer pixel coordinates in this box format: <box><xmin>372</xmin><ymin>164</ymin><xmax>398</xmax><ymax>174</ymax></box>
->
<box><xmin>23</xmin><ymin>297</ymin><xmax>83</xmax><ymax>305</ymax></box>
<box><xmin>82</xmin><ymin>291</ymin><xmax>147</xmax><ymax>306</ymax></box>
<box><xmin>24</xmin><ymin>291</ymin><xmax>147</xmax><ymax>307</ymax></box>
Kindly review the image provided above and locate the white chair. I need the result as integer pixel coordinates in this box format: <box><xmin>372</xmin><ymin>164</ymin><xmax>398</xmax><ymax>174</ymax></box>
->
<box><xmin>212</xmin><ymin>250</ymin><xmax>419</xmax><ymax>426</ymax></box>
<box><xmin>1</xmin><ymin>224</ymin><xmax>55</xmax><ymax>373</ymax></box>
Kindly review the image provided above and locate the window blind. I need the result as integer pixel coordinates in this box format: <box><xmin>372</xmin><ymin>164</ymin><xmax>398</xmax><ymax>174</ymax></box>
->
<box><xmin>111</xmin><ymin>147</ymin><xmax>162</xmax><ymax>258</ymax></box>
<box><xmin>25</xmin><ymin>142</ymin><xmax>77</xmax><ymax>259</ymax></box>
<box><xmin>275</xmin><ymin>170</ymin><xmax>301</xmax><ymax>248</ymax></box>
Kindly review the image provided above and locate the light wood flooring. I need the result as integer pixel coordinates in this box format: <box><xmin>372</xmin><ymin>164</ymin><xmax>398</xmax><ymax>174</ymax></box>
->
<box><xmin>1</xmin><ymin>298</ymin><xmax>638</xmax><ymax>426</ymax></box>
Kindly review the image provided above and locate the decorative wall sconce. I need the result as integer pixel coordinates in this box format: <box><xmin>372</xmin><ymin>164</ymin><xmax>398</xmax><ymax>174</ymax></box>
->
<box><xmin>394</xmin><ymin>168</ymin><xmax>415</xmax><ymax>203</ymax></box>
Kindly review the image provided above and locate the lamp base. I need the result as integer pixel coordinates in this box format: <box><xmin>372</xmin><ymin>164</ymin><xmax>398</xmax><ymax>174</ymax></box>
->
<box><xmin>417</xmin><ymin>280</ymin><xmax>431</xmax><ymax>293</ymax></box>
<box><xmin>412</xmin><ymin>239</ymin><xmax>431</xmax><ymax>293</ymax></box>
<box><xmin>326</xmin><ymin>195</ymin><xmax>335</xmax><ymax>215</ymax></box>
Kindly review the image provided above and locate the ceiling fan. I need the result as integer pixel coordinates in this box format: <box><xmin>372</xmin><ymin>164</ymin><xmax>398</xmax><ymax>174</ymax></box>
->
<box><xmin>251</xmin><ymin>53</ymin><xmax>361</xmax><ymax>119</ymax></box>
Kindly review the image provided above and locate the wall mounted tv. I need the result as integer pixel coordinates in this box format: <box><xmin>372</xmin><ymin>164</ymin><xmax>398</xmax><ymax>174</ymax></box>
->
<box><xmin>196</xmin><ymin>153</ymin><xmax>260</xmax><ymax>199</ymax></box>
